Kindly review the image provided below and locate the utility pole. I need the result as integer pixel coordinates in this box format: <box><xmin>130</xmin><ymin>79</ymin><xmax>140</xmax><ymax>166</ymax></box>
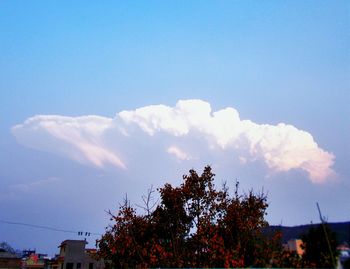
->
<box><xmin>316</xmin><ymin>202</ymin><xmax>336</xmax><ymax>268</ymax></box>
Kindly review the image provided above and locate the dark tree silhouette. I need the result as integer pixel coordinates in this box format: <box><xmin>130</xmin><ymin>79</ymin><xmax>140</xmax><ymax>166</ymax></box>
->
<box><xmin>97</xmin><ymin>166</ymin><xmax>295</xmax><ymax>268</ymax></box>
<box><xmin>301</xmin><ymin>223</ymin><xmax>338</xmax><ymax>268</ymax></box>
<box><xmin>0</xmin><ymin>242</ymin><xmax>16</xmax><ymax>254</ymax></box>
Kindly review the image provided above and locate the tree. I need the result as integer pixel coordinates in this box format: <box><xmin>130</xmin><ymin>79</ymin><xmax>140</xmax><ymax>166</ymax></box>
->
<box><xmin>0</xmin><ymin>242</ymin><xmax>16</xmax><ymax>254</ymax></box>
<box><xmin>96</xmin><ymin>166</ymin><xmax>286</xmax><ymax>268</ymax></box>
<box><xmin>301</xmin><ymin>223</ymin><xmax>338</xmax><ymax>268</ymax></box>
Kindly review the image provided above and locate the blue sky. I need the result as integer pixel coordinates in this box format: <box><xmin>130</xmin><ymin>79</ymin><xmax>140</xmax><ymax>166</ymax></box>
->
<box><xmin>0</xmin><ymin>1</ymin><xmax>349</xmax><ymax>255</ymax></box>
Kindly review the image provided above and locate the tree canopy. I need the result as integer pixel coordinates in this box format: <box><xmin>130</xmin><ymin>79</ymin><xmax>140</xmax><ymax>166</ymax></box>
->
<box><xmin>0</xmin><ymin>242</ymin><xmax>16</xmax><ymax>254</ymax></box>
<box><xmin>96</xmin><ymin>166</ymin><xmax>337</xmax><ymax>268</ymax></box>
<box><xmin>301</xmin><ymin>223</ymin><xmax>338</xmax><ymax>268</ymax></box>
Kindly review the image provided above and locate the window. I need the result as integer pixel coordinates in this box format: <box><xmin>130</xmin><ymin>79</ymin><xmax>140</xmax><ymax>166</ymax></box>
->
<box><xmin>77</xmin><ymin>263</ymin><xmax>81</xmax><ymax>269</ymax></box>
<box><xmin>89</xmin><ymin>263</ymin><xmax>94</xmax><ymax>269</ymax></box>
<box><xmin>66</xmin><ymin>263</ymin><xmax>73</xmax><ymax>269</ymax></box>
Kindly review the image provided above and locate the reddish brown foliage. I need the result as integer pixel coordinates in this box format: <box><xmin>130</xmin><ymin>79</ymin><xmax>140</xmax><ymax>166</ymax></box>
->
<box><xmin>96</xmin><ymin>166</ymin><xmax>301</xmax><ymax>268</ymax></box>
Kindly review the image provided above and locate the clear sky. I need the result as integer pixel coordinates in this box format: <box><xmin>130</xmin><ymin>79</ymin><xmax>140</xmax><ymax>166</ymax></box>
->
<box><xmin>0</xmin><ymin>1</ymin><xmax>349</xmax><ymax>255</ymax></box>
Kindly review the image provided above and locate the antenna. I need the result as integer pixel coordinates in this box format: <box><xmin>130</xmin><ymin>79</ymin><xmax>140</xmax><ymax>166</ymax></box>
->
<box><xmin>78</xmin><ymin>230</ymin><xmax>91</xmax><ymax>243</ymax></box>
<box><xmin>316</xmin><ymin>202</ymin><xmax>336</xmax><ymax>268</ymax></box>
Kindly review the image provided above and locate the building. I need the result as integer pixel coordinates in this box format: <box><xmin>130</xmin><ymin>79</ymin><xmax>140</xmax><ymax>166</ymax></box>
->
<box><xmin>0</xmin><ymin>248</ymin><xmax>21</xmax><ymax>269</ymax></box>
<box><xmin>337</xmin><ymin>243</ymin><xmax>350</xmax><ymax>268</ymax></box>
<box><xmin>54</xmin><ymin>240</ymin><xmax>103</xmax><ymax>269</ymax></box>
<box><xmin>21</xmin><ymin>253</ymin><xmax>49</xmax><ymax>269</ymax></box>
<box><xmin>283</xmin><ymin>239</ymin><xmax>304</xmax><ymax>256</ymax></box>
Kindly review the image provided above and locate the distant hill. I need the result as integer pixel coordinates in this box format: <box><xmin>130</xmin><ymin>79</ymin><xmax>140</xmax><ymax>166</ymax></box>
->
<box><xmin>265</xmin><ymin>221</ymin><xmax>350</xmax><ymax>244</ymax></box>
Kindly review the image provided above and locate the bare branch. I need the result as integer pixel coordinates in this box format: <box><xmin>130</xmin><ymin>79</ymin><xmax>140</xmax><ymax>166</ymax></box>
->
<box><xmin>135</xmin><ymin>185</ymin><xmax>159</xmax><ymax>216</ymax></box>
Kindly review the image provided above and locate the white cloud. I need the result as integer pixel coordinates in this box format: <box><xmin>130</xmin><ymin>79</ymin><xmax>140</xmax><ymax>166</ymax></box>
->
<box><xmin>12</xmin><ymin>115</ymin><xmax>126</xmax><ymax>169</ymax></box>
<box><xmin>0</xmin><ymin>177</ymin><xmax>62</xmax><ymax>201</ymax></box>
<box><xmin>167</xmin><ymin>146</ymin><xmax>192</xmax><ymax>161</ymax></box>
<box><xmin>12</xmin><ymin>99</ymin><xmax>335</xmax><ymax>183</ymax></box>
<box><xmin>9</xmin><ymin>177</ymin><xmax>61</xmax><ymax>192</ymax></box>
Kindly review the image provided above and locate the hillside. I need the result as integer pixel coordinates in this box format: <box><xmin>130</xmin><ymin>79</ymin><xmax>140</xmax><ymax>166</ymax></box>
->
<box><xmin>266</xmin><ymin>221</ymin><xmax>350</xmax><ymax>244</ymax></box>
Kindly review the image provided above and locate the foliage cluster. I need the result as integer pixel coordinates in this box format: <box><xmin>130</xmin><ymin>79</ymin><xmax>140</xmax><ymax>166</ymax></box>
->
<box><xmin>301</xmin><ymin>224</ymin><xmax>338</xmax><ymax>268</ymax></box>
<box><xmin>0</xmin><ymin>242</ymin><xmax>16</xmax><ymax>254</ymax></box>
<box><xmin>96</xmin><ymin>166</ymin><xmax>338</xmax><ymax>268</ymax></box>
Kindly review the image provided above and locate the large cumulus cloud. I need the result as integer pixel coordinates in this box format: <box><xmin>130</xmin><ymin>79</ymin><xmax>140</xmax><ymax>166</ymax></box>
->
<box><xmin>12</xmin><ymin>99</ymin><xmax>335</xmax><ymax>183</ymax></box>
